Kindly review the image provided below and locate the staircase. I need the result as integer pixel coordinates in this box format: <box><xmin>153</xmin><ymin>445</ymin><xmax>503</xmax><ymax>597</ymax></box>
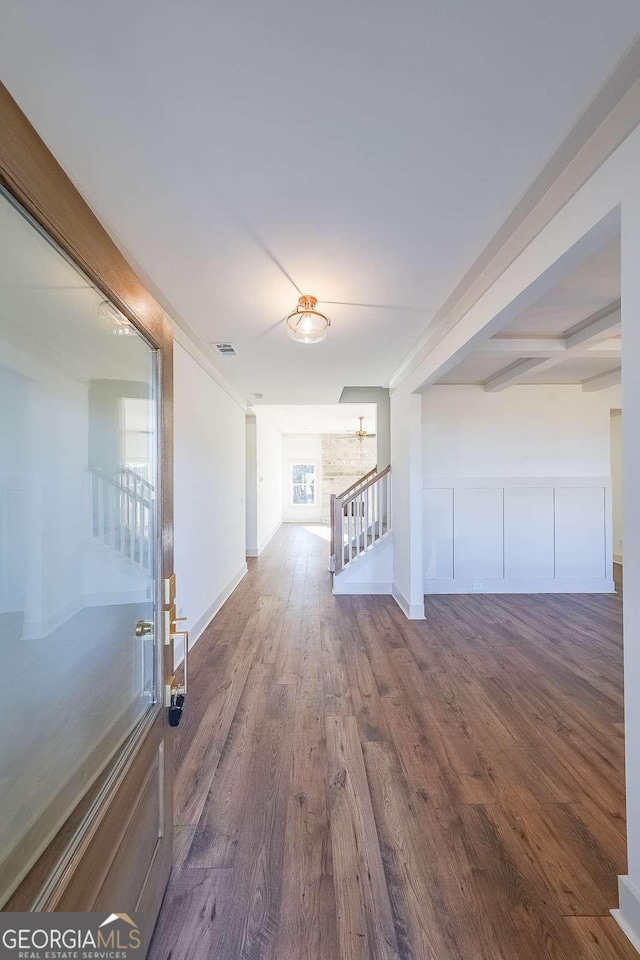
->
<box><xmin>329</xmin><ymin>464</ymin><xmax>391</xmax><ymax>573</ymax></box>
<box><xmin>89</xmin><ymin>465</ymin><xmax>154</xmax><ymax>573</ymax></box>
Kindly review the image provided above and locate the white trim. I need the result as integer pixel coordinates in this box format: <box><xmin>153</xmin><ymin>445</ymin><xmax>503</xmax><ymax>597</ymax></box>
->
<box><xmin>174</xmin><ymin>562</ymin><xmax>248</xmax><ymax>668</ymax></box>
<box><xmin>256</xmin><ymin>520</ymin><xmax>282</xmax><ymax>556</ymax></box>
<box><xmin>22</xmin><ymin>588</ymin><xmax>152</xmax><ymax>639</ymax></box>
<box><xmin>425</xmin><ymin>577</ymin><xmax>615</xmax><ymax>595</ymax></box>
<box><xmin>288</xmin><ymin>459</ymin><xmax>317</xmax><ymax>507</ymax></box>
<box><xmin>333</xmin><ymin>581</ymin><xmax>393</xmax><ymax>596</ymax></box>
<box><xmin>612</xmin><ymin>877</ymin><xmax>640</xmax><ymax>954</ymax></box>
<box><xmin>392</xmin><ymin>584</ymin><xmax>425</xmax><ymax>620</ymax></box>
<box><xmin>23</xmin><ymin>597</ymin><xmax>84</xmax><ymax>639</ymax></box>
<box><xmin>423</xmin><ymin>475</ymin><xmax>610</xmax><ymax>488</ymax></box>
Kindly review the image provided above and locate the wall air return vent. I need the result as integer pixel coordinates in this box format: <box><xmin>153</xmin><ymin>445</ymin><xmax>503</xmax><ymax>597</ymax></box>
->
<box><xmin>214</xmin><ymin>342</ymin><xmax>238</xmax><ymax>357</ymax></box>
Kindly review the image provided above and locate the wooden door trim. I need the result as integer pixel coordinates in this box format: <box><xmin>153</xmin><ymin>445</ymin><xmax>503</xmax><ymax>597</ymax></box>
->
<box><xmin>0</xmin><ymin>81</ymin><xmax>175</xmax><ymax>918</ymax></box>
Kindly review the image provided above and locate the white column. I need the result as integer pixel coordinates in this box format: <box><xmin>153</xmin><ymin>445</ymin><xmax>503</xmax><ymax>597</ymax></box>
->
<box><xmin>390</xmin><ymin>387</ymin><xmax>424</xmax><ymax>618</ymax></box>
<box><xmin>617</xmin><ymin>177</ymin><xmax>640</xmax><ymax>951</ymax></box>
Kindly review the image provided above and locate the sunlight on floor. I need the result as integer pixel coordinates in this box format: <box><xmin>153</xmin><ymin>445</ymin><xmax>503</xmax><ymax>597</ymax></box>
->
<box><xmin>303</xmin><ymin>524</ymin><xmax>331</xmax><ymax>542</ymax></box>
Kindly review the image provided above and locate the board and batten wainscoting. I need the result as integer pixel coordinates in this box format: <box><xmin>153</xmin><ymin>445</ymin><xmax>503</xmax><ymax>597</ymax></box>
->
<box><xmin>423</xmin><ymin>477</ymin><xmax>614</xmax><ymax>594</ymax></box>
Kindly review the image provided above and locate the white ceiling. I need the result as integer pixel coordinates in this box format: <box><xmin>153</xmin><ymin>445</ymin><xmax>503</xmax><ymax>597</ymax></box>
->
<box><xmin>437</xmin><ymin>235</ymin><xmax>621</xmax><ymax>388</ymax></box>
<box><xmin>1</xmin><ymin>2</ymin><xmax>639</xmax><ymax>402</ymax></box>
<box><xmin>498</xmin><ymin>238</ymin><xmax>621</xmax><ymax>338</ymax></box>
<box><xmin>257</xmin><ymin>404</ymin><xmax>376</xmax><ymax>436</ymax></box>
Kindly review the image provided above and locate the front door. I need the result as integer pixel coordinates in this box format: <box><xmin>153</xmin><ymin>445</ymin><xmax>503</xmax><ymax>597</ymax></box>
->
<box><xmin>0</xmin><ymin>84</ymin><xmax>177</xmax><ymax>948</ymax></box>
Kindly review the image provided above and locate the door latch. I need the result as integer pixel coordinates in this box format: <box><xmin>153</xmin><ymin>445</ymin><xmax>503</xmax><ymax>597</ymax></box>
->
<box><xmin>164</xmin><ymin>576</ymin><xmax>188</xmax><ymax>728</ymax></box>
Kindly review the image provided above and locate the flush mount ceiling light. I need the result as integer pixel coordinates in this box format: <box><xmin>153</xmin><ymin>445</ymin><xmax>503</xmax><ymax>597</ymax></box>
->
<box><xmin>286</xmin><ymin>295</ymin><xmax>330</xmax><ymax>344</ymax></box>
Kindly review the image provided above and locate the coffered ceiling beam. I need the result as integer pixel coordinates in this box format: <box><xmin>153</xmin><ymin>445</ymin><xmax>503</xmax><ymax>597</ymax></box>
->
<box><xmin>581</xmin><ymin>367</ymin><xmax>621</xmax><ymax>392</ymax></box>
<box><xmin>478</xmin><ymin>338</ymin><xmax>620</xmax><ymax>359</ymax></box>
<box><xmin>564</xmin><ymin>302</ymin><xmax>621</xmax><ymax>349</ymax></box>
<box><xmin>481</xmin><ymin>301</ymin><xmax>621</xmax><ymax>390</ymax></box>
<box><xmin>483</xmin><ymin>358</ymin><xmax>550</xmax><ymax>392</ymax></box>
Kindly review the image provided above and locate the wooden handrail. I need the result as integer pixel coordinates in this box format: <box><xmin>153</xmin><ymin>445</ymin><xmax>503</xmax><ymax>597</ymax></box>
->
<box><xmin>335</xmin><ymin>465</ymin><xmax>377</xmax><ymax>500</ymax></box>
<box><xmin>341</xmin><ymin>464</ymin><xmax>390</xmax><ymax>505</ymax></box>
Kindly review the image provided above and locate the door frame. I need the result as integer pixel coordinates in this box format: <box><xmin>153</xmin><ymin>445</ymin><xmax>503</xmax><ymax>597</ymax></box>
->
<box><xmin>0</xmin><ymin>80</ymin><xmax>175</xmax><ymax>934</ymax></box>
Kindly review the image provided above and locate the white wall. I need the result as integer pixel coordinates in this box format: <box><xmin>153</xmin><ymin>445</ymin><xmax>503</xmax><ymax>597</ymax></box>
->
<box><xmin>611</xmin><ymin>409</ymin><xmax>623</xmax><ymax>562</ymax></box>
<box><xmin>253</xmin><ymin>408</ymin><xmax>283</xmax><ymax>553</ymax></box>
<box><xmin>282</xmin><ymin>434</ymin><xmax>323</xmax><ymax>523</ymax></box>
<box><xmin>174</xmin><ymin>342</ymin><xmax>247</xmax><ymax>662</ymax></box>
<box><xmin>423</xmin><ymin>384</ymin><xmax>619</xmax><ymax>478</ymax></box>
<box><xmin>245</xmin><ymin>416</ymin><xmax>258</xmax><ymax>554</ymax></box>
<box><xmin>422</xmin><ymin>384</ymin><xmax>619</xmax><ymax>593</ymax></box>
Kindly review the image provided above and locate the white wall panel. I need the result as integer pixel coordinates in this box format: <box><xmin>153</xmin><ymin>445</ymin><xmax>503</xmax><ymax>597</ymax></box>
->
<box><xmin>504</xmin><ymin>487</ymin><xmax>555</xmax><ymax>578</ymax></box>
<box><xmin>555</xmin><ymin>486</ymin><xmax>606</xmax><ymax>578</ymax></box>
<box><xmin>454</xmin><ymin>487</ymin><xmax>503</xmax><ymax>579</ymax></box>
<box><xmin>423</xmin><ymin>488</ymin><xmax>453</xmax><ymax>580</ymax></box>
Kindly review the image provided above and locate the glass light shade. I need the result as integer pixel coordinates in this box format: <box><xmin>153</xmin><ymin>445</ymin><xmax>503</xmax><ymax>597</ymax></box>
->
<box><xmin>98</xmin><ymin>299</ymin><xmax>136</xmax><ymax>336</ymax></box>
<box><xmin>286</xmin><ymin>295</ymin><xmax>330</xmax><ymax>344</ymax></box>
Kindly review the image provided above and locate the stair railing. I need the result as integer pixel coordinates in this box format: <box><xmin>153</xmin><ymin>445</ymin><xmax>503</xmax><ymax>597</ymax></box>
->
<box><xmin>330</xmin><ymin>465</ymin><xmax>391</xmax><ymax>573</ymax></box>
<box><xmin>329</xmin><ymin>466</ymin><xmax>376</xmax><ymax>565</ymax></box>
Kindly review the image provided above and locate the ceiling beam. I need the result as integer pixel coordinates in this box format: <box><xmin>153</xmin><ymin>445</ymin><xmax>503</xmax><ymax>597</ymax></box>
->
<box><xmin>564</xmin><ymin>302</ymin><xmax>621</xmax><ymax>349</ymax></box>
<box><xmin>477</xmin><ymin>338</ymin><xmax>567</xmax><ymax>356</ymax></box>
<box><xmin>480</xmin><ymin>301</ymin><xmax>621</xmax><ymax>390</ymax></box>
<box><xmin>477</xmin><ymin>337</ymin><xmax>620</xmax><ymax>359</ymax></box>
<box><xmin>483</xmin><ymin>358</ymin><xmax>550</xmax><ymax>392</ymax></box>
<box><xmin>581</xmin><ymin>367</ymin><xmax>621</xmax><ymax>392</ymax></box>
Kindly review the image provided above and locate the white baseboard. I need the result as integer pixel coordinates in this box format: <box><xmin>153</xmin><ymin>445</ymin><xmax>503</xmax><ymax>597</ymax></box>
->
<box><xmin>424</xmin><ymin>577</ymin><xmax>615</xmax><ymax>595</ymax></box>
<box><xmin>23</xmin><ymin>596</ymin><xmax>84</xmax><ymax>640</ymax></box>
<box><xmin>174</xmin><ymin>562</ymin><xmax>248</xmax><ymax>669</ymax></box>
<box><xmin>246</xmin><ymin>521</ymin><xmax>282</xmax><ymax>559</ymax></box>
<box><xmin>333</xmin><ymin>580</ymin><xmax>393</xmax><ymax>596</ymax></box>
<box><xmin>612</xmin><ymin>876</ymin><xmax>640</xmax><ymax>953</ymax></box>
<box><xmin>392</xmin><ymin>585</ymin><xmax>426</xmax><ymax>620</ymax></box>
<box><xmin>22</xmin><ymin>590</ymin><xmax>152</xmax><ymax>639</ymax></box>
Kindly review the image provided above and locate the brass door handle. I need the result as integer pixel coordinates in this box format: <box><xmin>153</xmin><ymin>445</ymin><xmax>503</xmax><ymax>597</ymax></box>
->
<box><xmin>135</xmin><ymin>619</ymin><xmax>154</xmax><ymax>637</ymax></box>
<box><xmin>163</xmin><ymin>577</ymin><xmax>188</xmax><ymax>724</ymax></box>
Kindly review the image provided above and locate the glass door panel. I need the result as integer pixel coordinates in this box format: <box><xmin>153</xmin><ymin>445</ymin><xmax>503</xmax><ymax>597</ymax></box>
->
<box><xmin>0</xmin><ymin>188</ymin><xmax>159</xmax><ymax>904</ymax></box>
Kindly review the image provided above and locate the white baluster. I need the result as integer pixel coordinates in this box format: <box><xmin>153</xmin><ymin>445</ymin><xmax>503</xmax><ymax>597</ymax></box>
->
<box><xmin>364</xmin><ymin>487</ymin><xmax>369</xmax><ymax>552</ymax></box>
<box><xmin>387</xmin><ymin>472</ymin><xmax>391</xmax><ymax>533</ymax></box>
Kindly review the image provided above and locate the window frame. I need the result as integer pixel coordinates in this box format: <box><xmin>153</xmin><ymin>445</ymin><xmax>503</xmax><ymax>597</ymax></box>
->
<box><xmin>289</xmin><ymin>460</ymin><xmax>317</xmax><ymax>507</ymax></box>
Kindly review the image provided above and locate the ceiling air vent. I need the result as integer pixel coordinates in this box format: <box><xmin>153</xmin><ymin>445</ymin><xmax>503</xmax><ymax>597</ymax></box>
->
<box><xmin>214</xmin><ymin>342</ymin><xmax>238</xmax><ymax>357</ymax></box>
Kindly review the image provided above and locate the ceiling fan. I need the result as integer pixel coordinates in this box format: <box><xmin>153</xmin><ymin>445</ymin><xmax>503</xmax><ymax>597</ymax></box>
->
<box><xmin>337</xmin><ymin>416</ymin><xmax>376</xmax><ymax>443</ymax></box>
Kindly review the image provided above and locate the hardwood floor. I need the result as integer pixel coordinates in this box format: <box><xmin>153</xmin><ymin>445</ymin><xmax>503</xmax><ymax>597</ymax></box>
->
<box><xmin>149</xmin><ymin>525</ymin><xmax>637</xmax><ymax>960</ymax></box>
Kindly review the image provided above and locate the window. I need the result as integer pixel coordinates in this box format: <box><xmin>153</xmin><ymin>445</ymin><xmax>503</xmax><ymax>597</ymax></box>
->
<box><xmin>291</xmin><ymin>462</ymin><xmax>316</xmax><ymax>505</ymax></box>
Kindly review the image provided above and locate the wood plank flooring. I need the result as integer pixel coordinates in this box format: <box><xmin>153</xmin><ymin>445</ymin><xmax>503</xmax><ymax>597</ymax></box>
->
<box><xmin>149</xmin><ymin>524</ymin><xmax>637</xmax><ymax>960</ymax></box>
